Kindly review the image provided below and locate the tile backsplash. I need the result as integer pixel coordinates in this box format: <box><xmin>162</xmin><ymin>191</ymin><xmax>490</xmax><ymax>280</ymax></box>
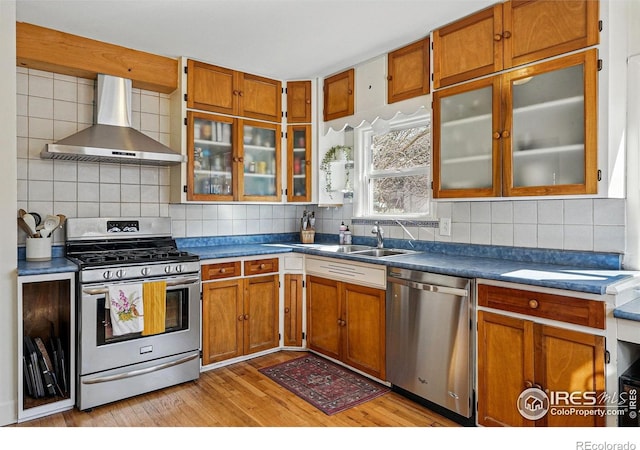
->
<box><xmin>17</xmin><ymin>68</ymin><xmax>625</xmax><ymax>255</ymax></box>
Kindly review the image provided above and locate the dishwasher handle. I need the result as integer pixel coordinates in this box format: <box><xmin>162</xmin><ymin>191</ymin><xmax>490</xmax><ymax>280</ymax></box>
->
<box><xmin>387</xmin><ymin>276</ymin><xmax>469</xmax><ymax>297</ymax></box>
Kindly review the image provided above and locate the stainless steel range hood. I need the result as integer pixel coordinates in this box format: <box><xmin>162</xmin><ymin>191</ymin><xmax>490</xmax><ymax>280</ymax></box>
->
<box><xmin>41</xmin><ymin>74</ymin><xmax>185</xmax><ymax>165</ymax></box>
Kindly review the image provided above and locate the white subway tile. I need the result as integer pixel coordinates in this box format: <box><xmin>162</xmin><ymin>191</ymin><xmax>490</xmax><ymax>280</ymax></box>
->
<box><xmin>471</xmin><ymin>202</ymin><xmax>491</xmax><ymax>223</ymax></box>
<box><xmin>141</xmin><ymin>93</ymin><xmax>160</xmax><ymax>114</ymax></box>
<box><xmin>452</xmin><ymin>202</ymin><xmax>470</xmax><ymax>222</ymax></box>
<box><xmin>121</xmin><ymin>203</ymin><xmax>141</xmax><ymax>217</ymax></box>
<box><xmin>451</xmin><ymin>222</ymin><xmax>470</xmax><ymax>243</ymax></box>
<box><xmin>100</xmin><ymin>183</ymin><xmax>120</xmax><ymax>202</ymax></box>
<box><xmin>514</xmin><ymin>224</ymin><xmax>537</xmax><ymax>248</ymax></box>
<box><xmin>564</xmin><ymin>199</ymin><xmax>593</xmax><ymax>225</ymax></box>
<box><xmin>120</xmin><ymin>165</ymin><xmax>141</xmax><ymax>184</ymax></box>
<box><xmin>169</xmin><ymin>204</ymin><xmax>186</xmax><ymax>220</ymax></box>
<box><xmin>28</xmin><ymin>96</ymin><xmax>54</xmax><ymax>119</ymax></box>
<box><xmin>29</xmin><ymin>117</ymin><xmax>54</xmax><ymax>140</ymax></box>
<box><xmin>53</xmin><ymin>160</ymin><xmax>77</xmax><ymax>182</ymax></box>
<box><xmin>140</xmin><ymin>166</ymin><xmax>159</xmax><ymax>185</ymax></box>
<box><xmin>436</xmin><ymin>201</ymin><xmax>452</xmax><ymax>219</ymax></box>
<box><xmin>77</xmin><ymin>163</ymin><xmax>100</xmax><ymax>182</ymax></box>
<box><xmin>594</xmin><ymin>199</ymin><xmax>625</xmax><ymax>226</ymax></box>
<box><xmin>141</xmin><ymin>203</ymin><xmax>160</xmax><ymax>217</ymax></box>
<box><xmin>260</xmin><ymin>205</ymin><xmax>273</xmax><ymax>219</ymax></box>
<box><xmin>218</xmin><ymin>204</ymin><xmax>233</xmax><ymax>220</ymax></box>
<box><xmin>186</xmin><ymin>204</ymin><xmax>203</xmax><ymax>220</ymax></box>
<box><xmin>29</xmin><ymin>159</ymin><xmax>54</xmax><ymax>181</ymax></box>
<box><xmin>171</xmin><ymin>220</ymin><xmax>186</xmax><ymax>238</ymax></box>
<box><xmin>470</xmin><ymin>223</ymin><xmax>491</xmax><ymax>244</ymax></box>
<box><xmin>140</xmin><ymin>185</ymin><xmax>159</xmax><ymax>203</ymax></box>
<box><xmin>537</xmin><ymin>224</ymin><xmax>563</xmax><ymax>249</ymax></box>
<box><xmin>492</xmin><ymin>223</ymin><xmax>513</xmax><ymax>246</ymax></box>
<box><xmin>218</xmin><ymin>219</ymin><xmax>233</xmax><ymax>234</ymax></box>
<box><xmin>52</xmin><ymin>201</ymin><xmax>77</xmax><ymax>220</ymax></box>
<box><xmin>513</xmin><ymin>201</ymin><xmax>537</xmax><ymax>224</ymax></box>
<box><xmin>202</xmin><ymin>220</ymin><xmax>218</xmax><ymax>236</ymax></box>
<box><xmin>53</xmin><ymin>100</ymin><xmax>77</xmax><ymax>122</ymax></box>
<box><xmin>54</xmin><ymin>181</ymin><xmax>77</xmax><ymax>202</ymax></box>
<box><xmin>77</xmin><ymin>202</ymin><xmax>100</xmax><ymax>218</ymax></box>
<box><xmin>537</xmin><ymin>200</ymin><xmax>563</xmax><ymax>224</ymax></box>
<box><xmin>593</xmin><ymin>225</ymin><xmax>625</xmax><ymax>253</ymax></box>
<box><xmin>100</xmin><ymin>164</ymin><xmax>121</xmax><ymax>183</ymax></box>
<box><xmin>233</xmin><ymin>219</ymin><xmax>247</xmax><ymax>235</ymax></box>
<box><xmin>140</xmin><ymin>112</ymin><xmax>159</xmax><ymax>133</ymax></box>
<box><xmin>491</xmin><ymin>201</ymin><xmax>513</xmax><ymax>224</ymax></box>
<box><xmin>121</xmin><ymin>184</ymin><xmax>141</xmax><ymax>203</ymax></box>
<box><xmin>563</xmin><ymin>225</ymin><xmax>593</xmax><ymax>251</ymax></box>
<box><xmin>54</xmin><ymin>79</ymin><xmax>77</xmax><ymax>102</ymax></box>
<box><xmin>186</xmin><ymin>221</ymin><xmax>203</xmax><ymax>237</ymax></box>
<box><xmin>28</xmin><ymin>75</ymin><xmax>54</xmax><ymax>98</ymax></box>
<box><xmin>202</xmin><ymin>205</ymin><xmax>218</xmax><ymax>220</ymax></box>
<box><xmin>77</xmin><ymin>183</ymin><xmax>99</xmax><ymax>202</ymax></box>
<box><xmin>29</xmin><ymin>180</ymin><xmax>54</xmax><ymax>201</ymax></box>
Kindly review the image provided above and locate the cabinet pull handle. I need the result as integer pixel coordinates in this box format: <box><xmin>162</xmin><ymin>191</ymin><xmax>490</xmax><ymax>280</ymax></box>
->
<box><xmin>494</xmin><ymin>33</ymin><xmax>502</xmax><ymax>41</ymax></box>
<box><xmin>501</xmin><ymin>130</ymin><xmax>511</xmax><ymax>139</ymax></box>
<box><xmin>528</xmin><ymin>299</ymin><xmax>539</xmax><ymax>309</ymax></box>
<box><xmin>238</xmin><ymin>315</ymin><xmax>244</xmax><ymax>321</ymax></box>
<box><xmin>503</xmin><ymin>30</ymin><xmax>512</xmax><ymax>39</ymax></box>
<box><xmin>493</xmin><ymin>132</ymin><xmax>501</xmax><ymax>139</ymax></box>
<box><xmin>284</xmin><ymin>307</ymin><xmax>290</xmax><ymax>313</ymax></box>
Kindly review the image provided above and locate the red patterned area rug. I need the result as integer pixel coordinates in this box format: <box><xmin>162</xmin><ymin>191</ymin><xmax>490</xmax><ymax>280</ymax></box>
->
<box><xmin>258</xmin><ymin>353</ymin><xmax>390</xmax><ymax>415</ymax></box>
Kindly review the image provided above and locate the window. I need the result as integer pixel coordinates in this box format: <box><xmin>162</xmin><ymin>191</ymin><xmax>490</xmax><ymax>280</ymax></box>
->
<box><xmin>355</xmin><ymin>114</ymin><xmax>431</xmax><ymax>217</ymax></box>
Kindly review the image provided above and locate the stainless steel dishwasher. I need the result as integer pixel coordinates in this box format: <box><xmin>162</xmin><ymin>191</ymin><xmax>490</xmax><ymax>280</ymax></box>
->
<box><xmin>386</xmin><ymin>267</ymin><xmax>474</xmax><ymax>420</ymax></box>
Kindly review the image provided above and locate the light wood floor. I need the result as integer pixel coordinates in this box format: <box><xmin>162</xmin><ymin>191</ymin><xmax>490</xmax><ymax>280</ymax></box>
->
<box><xmin>14</xmin><ymin>350</ymin><xmax>460</xmax><ymax>427</ymax></box>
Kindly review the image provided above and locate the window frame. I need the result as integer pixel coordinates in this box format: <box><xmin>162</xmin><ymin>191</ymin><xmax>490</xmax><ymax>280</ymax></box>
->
<box><xmin>354</xmin><ymin>113</ymin><xmax>434</xmax><ymax>219</ymax></box>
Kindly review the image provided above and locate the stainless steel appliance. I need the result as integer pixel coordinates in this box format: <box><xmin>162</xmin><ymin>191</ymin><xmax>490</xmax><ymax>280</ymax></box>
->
<box><xmin>66</xmin><ymin>217</ymin><xmax>200</xmax><ymax>411</ymax></box>
<box><xmin>386</xmin><ymin>267</ymin><xmax>473</xmax><ymax>422</ymax></box>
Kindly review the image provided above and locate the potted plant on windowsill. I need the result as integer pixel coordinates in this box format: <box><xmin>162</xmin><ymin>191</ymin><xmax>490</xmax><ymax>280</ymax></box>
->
<box><xmin>320</xmin><ymin>145</ymin><xmax>352</xmax><ymax>198</ymax></box>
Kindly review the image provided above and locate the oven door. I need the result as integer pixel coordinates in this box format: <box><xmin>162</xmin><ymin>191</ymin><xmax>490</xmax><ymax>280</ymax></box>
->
<box><xmin>79</xmin><ymin>274</ymin><xmax>200</xmax><ymax>376</ymax></box>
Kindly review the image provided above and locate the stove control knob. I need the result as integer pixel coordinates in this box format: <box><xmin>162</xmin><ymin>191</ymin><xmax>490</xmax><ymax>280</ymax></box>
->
<box><xmin>164</xmin><ymin>266</ymin><xmax>172</xmax><ymax>274</ymax></box>
<box><xmin>116</xmin><ymin>270</ymin><xmax>126</xmax><ymax>279</ymax></box>
<box><xmin>175</xmin><ymin>264</ymin><xmax>184</xmax><ymax>273</ymax></box>
<box><xmin>103</xmin><ymin>271</ymin><xmax>113</xmax><ymax>280</ymax></box>
<box><xmin>141</xmin><ymin>267</ymin><xmax>151</xmax><ymax>276</ymax></box>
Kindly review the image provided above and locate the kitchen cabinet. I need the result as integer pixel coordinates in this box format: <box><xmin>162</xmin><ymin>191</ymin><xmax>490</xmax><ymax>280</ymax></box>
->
<box><xmin>18</xmin><ymin>272</ymin><xmax>75</xmax><ymax>422</ymax></box>
<box><xmin>387</xmin><ymin>36</ymin><xmax>430</xmax><ymax>104</ymax></box>
<box><xmin>286</xmin><ymin>124</ymin><xmax>312</xmax><ymax>202</ymax></box>
<box><xmin>201</xmin><ymin>258</ymin><xmax>279</xmax><ymax>365</ymax></box>
<box><xmin>477</xmin><ymin>284</ymin><xmax>606</xmax><ymax>427</ymax></box>
<box><xmin>432</xmin><ymin>0</ymin><xmax>600</xmax><ymax>89</ymax></box>
<box><xmin>187</xmin><ymin>59</ymin><xmax>282</xmax><ymax>123</ymax></box>
<box><xmin>286</xmin><ymin>80</ymin><xmax>312</xmax><ymax>124</ymax></box>
<box><xmin>187</xmin><ymin>111</ymin><xmax>281</xmax><ymax>202</ymax></box>
<box><xmin>323</xmin><ymin>68</ymin><xmax>354</xmax><ymax>122</ymax></box>
<box><xmin>306</xmin><ymin>275</ymin><xmax>386</xmax><ymax>379</ymax></box>
<box><xmin>433</xmin><ymin>49</ymin><xmax>597</xmax><ymax>198</ymax></box>
<box><xmin>283</xmin><ymin>274</ymin><xmax>303</xmax><ymax>347</ymax></box>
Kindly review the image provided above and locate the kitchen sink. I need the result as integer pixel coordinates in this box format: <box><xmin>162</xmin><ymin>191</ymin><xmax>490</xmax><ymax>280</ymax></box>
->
<box><xmin>351</xmin><ymin>248</ymin><xmax>417</xmax><ymax>258</ymax></box>
<box><xmin>317</xmin><ymin>245</ymin><xmax>374</xmax><ymax>253</ymax></box>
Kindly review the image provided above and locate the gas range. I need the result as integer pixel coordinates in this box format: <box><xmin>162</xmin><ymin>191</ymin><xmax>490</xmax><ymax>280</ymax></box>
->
<box><xmin>65</xmin><ymin>217</ymin><xmax>200</xmax><ymax>284</ymax></box>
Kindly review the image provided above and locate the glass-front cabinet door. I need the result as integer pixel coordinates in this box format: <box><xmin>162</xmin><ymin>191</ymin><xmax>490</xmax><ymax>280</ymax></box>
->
<box><xmin>187</xmin><ymin>112</ymin><xmax>236</xmax><ymax>201</ymax></box>
<box><xmin>187</xmin><ymin>112</ymin><xmax>281</xmax><ymax>201</ymax></box>
<box><xmin>433</xmin><ymin>76</ymin><xmax>501</xmax><ymax>198</ymax></box>
<box><xmin>238</xmin><ymin>119</ymin><xmax>281</xmax><ymax>201</ymax></box>
<box><xmin>503</xmin><ymin>50</ymin><xmax>597</xmax><ymax>196</ymax></box>
<box><xmin>287</xmin><ymin>124</ymin><xmax>311</xmax><ymax>202</ymax></box>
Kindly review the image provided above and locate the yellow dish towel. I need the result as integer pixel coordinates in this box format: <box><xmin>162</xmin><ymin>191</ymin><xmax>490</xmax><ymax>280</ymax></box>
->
<box><xmin>142</xmin><ymin>280</ymin><xmax>167</xmax><ymax>336</ymax></box>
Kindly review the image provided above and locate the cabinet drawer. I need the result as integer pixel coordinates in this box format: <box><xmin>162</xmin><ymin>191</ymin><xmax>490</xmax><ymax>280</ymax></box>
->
<box><xmin>244</xmin><ymin>258</ymin><xmax>279</xmax><ymax>276</ymax></box>
<box><xmin>201</xmin><ymin>261</ymin><xmax>241</xmax><ymax>280</ymax></box>
<box><xmin>478</xmin><ymin>284</ymin><xmax>605</xmax><ymax>330</ymax></box>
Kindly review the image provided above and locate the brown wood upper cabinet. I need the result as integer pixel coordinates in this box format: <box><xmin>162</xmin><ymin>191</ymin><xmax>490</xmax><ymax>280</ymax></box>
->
<box><xmin>433</xmin><ymin>49</ymin><xmax>597</xmax><ymax>198</ymax></box>
<box><xmin>387</xmin><ymin>37</ymin><xmax>430</xmax><ymax>104</ymax></box>
<box><xmin>433</xmin><ymin>0</ymin><xmax>600</xmax><ymax>89</ymax></box>
<box><xmin>187</xmin><ymin>59</ymin><xmax>282</xmax><ymax>123</ymax></box>
<box><xmin>287</xmin><ymin>80</ymin><xmax>312</xmax><ymax>123</ymax></box>
<box><xmin>323</xmin><ymin>68</ymin><xmax>355</xmax><ymax>122</ymax></box>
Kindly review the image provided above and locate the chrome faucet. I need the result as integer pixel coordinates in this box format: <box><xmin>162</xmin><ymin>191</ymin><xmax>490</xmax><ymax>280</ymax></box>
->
<box><xmin>372</xmin><ymin>221</ymin><xmax>384</xmax><ymax>248</ymax></box>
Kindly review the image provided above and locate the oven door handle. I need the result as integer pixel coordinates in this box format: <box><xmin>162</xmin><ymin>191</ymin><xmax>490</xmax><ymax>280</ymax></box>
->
<box><xmin>82</xmin><ymin>277</ymin><xmax>200</xmax><ymax>295</ymax></box>
<box><xmin>82</xmin><ymin>352</ymin><xmax>199</xmax><ymax>385</ymax></box>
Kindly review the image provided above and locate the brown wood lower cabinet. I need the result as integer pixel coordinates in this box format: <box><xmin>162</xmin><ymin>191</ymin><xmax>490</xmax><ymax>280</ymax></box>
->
<box><xmin>306</xmin><ymin>275</ymin><xmax>386</xmax><ymax>380</ymax></box>
<box><xmin>202</xmin><ymin>274</ymin><xmax>279</xmax><ymax>365</ymax></box>
<box><xmin>283</xmin><ymin>274</ymin><xmax>303</xmax><ymax>347</ymax></box>
<box><xmin>477</xmin><ymin>310</ymin><xmax>605</xmax><ymax>427</ymax></box>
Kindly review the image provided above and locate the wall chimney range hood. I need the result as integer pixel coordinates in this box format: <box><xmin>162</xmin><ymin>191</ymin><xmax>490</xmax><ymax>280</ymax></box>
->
<box><xmin>41</xmin><ymin>74</ymin><xmax>185</xmax><ymax>165</ymax></box>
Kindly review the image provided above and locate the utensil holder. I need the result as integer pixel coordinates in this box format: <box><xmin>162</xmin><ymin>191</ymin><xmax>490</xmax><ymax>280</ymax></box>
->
<box><xmin>26</xmin><ymin>237</ymin><xmax>52</xmax><ymax>261</ymax></box>
<box><xmin>300</xmin><ymin>229</ymin><xmax>315</xmax><ymax>244</ymax></box>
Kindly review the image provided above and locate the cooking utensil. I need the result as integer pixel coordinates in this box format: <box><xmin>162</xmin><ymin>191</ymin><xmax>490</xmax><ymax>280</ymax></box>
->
<box><xmin>56</xmin><ymin>214</ymin><xmax>67</xmax><ymax>230</ymax></box>
<box><xmin>18</xmin><ymin>217</ymin><xmax>36</xmax><ymax>237</ymax></box>
<box><xmin>22</xmin><ymin>213</ymin><xmax>38</xmax><ymax>237</ymax></box>
<box><xmin>42</xmin><ymin>215</ymin><xmax>60</xmax><ymax>238</ymax></box>
<box><xmin>18</xmin><ymin>209</ymin><xmax>27</xmax><ymax>219</ymax></box>
<box><xmin>30</xmin><ymin>212</ymin><xmax>42</xmax><ymax>227</ymax></box>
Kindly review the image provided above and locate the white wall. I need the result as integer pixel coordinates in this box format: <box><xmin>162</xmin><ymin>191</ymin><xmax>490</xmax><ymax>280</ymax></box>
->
<box><xmin>0</xmin><ymin>0</ymin><xmax>18</xmax><ymax>426</ymax></box>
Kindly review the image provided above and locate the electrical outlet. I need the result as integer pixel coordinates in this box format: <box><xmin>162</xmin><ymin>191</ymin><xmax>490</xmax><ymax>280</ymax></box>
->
<box><xmin>439</xmin><ymin>217</ymin><xmax>451</xmax><ymax>236</ymax></box>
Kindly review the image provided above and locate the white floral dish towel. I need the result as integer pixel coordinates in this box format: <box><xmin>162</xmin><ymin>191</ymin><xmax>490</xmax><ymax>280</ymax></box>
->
<box><xmin>108</xmin><ymin>284</ymin><xmax>144</xmax><ymax>336</ymax></box>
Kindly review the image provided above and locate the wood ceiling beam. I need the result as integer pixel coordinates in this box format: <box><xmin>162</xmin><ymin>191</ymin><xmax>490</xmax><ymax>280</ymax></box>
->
<box><xmin>16</xmin><ymin>22</ymin><xmax>178</xmax><ymax>94</ymax></box>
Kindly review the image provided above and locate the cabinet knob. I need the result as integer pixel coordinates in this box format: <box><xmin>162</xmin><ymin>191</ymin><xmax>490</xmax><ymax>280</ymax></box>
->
<box><xmin>306</xmin><ymin>99</ymin><xmax>311</xmax><ymax>104</ymax></box>
<box><xmin>503</xmin><ymin>30</ymin><xmax>512</xmax><ymax>39</ymax></box>
<box><xmin>528</xmin><ymin>299</ymin><xmax>539</xmax><ymax>309</ymax></box>
<box><xmin>233</xmin><ymin>90</ymin><xmax>240</xmax><ymax>96</ymax></box>
<box><xmin>238</xmin><ymin>314</ymin><xmax>244</xmax><ymax>321</ymax></box>
<box><xmin>238</xmin><ymin>157</ymin><xmax>244</xmax><ymax>163</ymax></box>
<box><xmin>494</xmin><ymin>33</ymin><xmax>502</xmax><ymax>41</ymax></box>
<box><xmin>259</xmin><ymin>263</ymin><xmax>266</xmax><ymax>269</ymax></box>
<box><xmin>284</xmin><ymin>307</ymin><xmax>290</xmax><ymax>314</ymax></box>
<box><xmin>501</xmin><ymin>130</ymin><xmax>511</xmax><ymax>139</ymax></box>
<box><xmin>238</xmin><ymin>91</ymin><xmax>244</xmax><ymax>97</ymax></box>
<box><xmin>232</xmin><ymin>156</ymin><xmax>239</xmax><ymax>162</ymax></box>
<box><xmin>219</xmin><ymin>268</ymin><xmax>226</xmax><ymax>273</ymax></box>
<box><xmin>348</xmin><ymin>89</ymin><xmax>353</xmax><ymax>95</ymax></box>
<box><xmin>493</xmin><ymin>132</ymin><xmax>501</xmax><ymax>140</ymax></box>
<box><xmin>244</xmin><ymin>314</ymin><xmax>249</xmax><ymax>320</ymax></box>
<box><xmin>533</xmin><ymin>383</ymin><xmax>542</xmax><ymax>390</ymax></box>
<box><xmin>524</xmin><ymin>380</ymin><xmax>533</xmax><ymax>389</ymax></box>
<box><xmin>387</xmin><ymin>75</ymin><xmax>393</xmax><ymax>81</ymax></box>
